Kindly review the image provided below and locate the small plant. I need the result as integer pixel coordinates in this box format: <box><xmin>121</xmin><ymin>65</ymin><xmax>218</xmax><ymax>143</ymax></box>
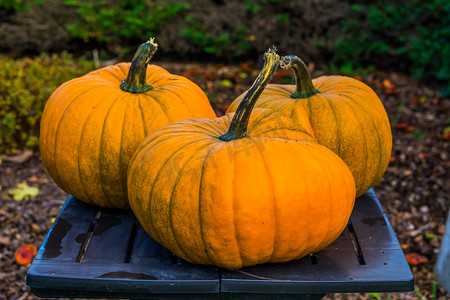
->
<box><xmin>180</xmin><ymin>17</ymin><xmax>251</xmax><ymax>58</ymax></box>
<box><xmin>64</xmin><ymin>0</ymin><xmax>190</xmax><ymax>44</ymax></box>
<box><xmin>0</xmin><ymin>0</ymin><xmax>45</xmax><ymax>12</ymax></box>
<box><xmin>0</xmin><ymin>52</ymin><xmax>94</xmax><ymax>153</ymax></box>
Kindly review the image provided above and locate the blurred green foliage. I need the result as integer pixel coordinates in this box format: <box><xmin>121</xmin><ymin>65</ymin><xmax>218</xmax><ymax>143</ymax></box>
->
<box><xmin>0</xmin><ymin>0</ymin><xmax>44</xmax><ymax>12</ymax></box>
<box><xmin>329</xmin><ymin>0</ymin><xmax>450</xmax><ymax>94</ymax></box>
<box><xmin>0</xmin><ymin>52</ymin><xmax>94</xmax><ymax>153</ymax></box>
<box><xmin>180</xmin><ymin>17</ymin><xmax>251</xmax><ymax>57</ymax></box>
<box><xmin>64</xmin><ymin>0</ymin><xmax>190</xmax><ymax>43</ymax></box>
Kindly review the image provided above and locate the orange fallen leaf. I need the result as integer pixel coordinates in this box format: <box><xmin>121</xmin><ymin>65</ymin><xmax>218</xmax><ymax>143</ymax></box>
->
<box><xmin>383</xmin><ymin>79</ymin><xmax>397</xmax><ymax>94</ymax></box>
<box><xmin>15</xmin><ymin>244</ymin><xmax>37</xmax><ymax>265</ymax></box>
<box><xmin>393</xmin><ymin>123</ymin><xmax>408</xmax><ymax>129</ymax></box>
<box><xmin>408</xmin><ymin>96</ymin><xmax>419</xmax><ymax>103</ymax></box>
<box><xmin>418</xmin><ymin>152</ymin><xmax>428</xmax><ymax>159</ymax></box>
<box><xmin>239</xmin><ymin>62</ymin><xmax>254</xmax><ymax>73</ymax></box>
<box><xmin>405</xmin><ymin>253</ymin><xmax>428</xmax><ymax>265</ymax></box>
<box><xmin>400</xmin><ymin>243</ymin><xmax>408</xmax><ymax>250</ymax></box>
<box><xmin>390</xmin><ymin>156</ymin><xmax>396</xmax><ymax>163</ymax></box>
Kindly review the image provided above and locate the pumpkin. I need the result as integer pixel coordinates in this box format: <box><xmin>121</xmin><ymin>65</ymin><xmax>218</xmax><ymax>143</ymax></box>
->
<box><xmin>39</xmin><ymin>38</ymin><xmax>216</xmax><ymax>209</ymax></box>
<box><xmin>227</xmin><ymin>55</ymin><xmax>392</xmax><ymax>197</ymax></box>
<box><xmin>127</xmin><ymin>49</ymin><xmax>356</xmax><ymax>269</ymax></box>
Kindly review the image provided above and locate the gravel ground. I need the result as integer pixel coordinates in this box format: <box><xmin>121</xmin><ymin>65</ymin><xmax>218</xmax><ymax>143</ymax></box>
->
<box><xmin>0</xmin><ymin>61</ymin><xmax>449</xmax><ymax>299</ymax></box>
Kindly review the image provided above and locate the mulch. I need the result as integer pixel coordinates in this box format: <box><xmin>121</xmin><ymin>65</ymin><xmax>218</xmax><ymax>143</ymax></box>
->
<box><xmin>0</xmin><ymin>61</ymin><xmax>449</xmax><ymax>300</ymax></box>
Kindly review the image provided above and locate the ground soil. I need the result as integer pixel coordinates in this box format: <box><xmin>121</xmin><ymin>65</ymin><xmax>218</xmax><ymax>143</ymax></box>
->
<box><xmin>0</xmin><ymin>61</ymin><xmax>449</xmax><ymax>299</ymax></box>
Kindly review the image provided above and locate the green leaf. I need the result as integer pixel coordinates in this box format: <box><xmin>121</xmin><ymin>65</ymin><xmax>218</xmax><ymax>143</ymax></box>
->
<box><xmin>8</xmin><ymin>183</ymin><xmax>39</xmax><ymax>201</ymax></box>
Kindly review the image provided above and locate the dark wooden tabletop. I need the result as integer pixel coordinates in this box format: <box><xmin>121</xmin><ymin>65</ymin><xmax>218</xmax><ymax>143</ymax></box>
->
<box><xmin>26</xmin><ymin>189</ymin><xmax>413</xmax><ymax>299</ymax></box>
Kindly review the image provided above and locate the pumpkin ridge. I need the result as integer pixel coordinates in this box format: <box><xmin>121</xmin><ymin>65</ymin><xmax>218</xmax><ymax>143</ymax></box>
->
<box><xmin>343</xmin><ymin>92</ymin><xmax>388</xmax><ymax>190</ymax></box>
<box><xmin>338</xmin><ymin>93</ymin><xmax>373</xmax><ymax>194</ymax></box>
<box><xmin>312</xmin><ymin>76</ymin><xmax>341</xmax><ymax>93</ymax></box>
<box><xmin>343</xmin><ymin>89</ymin><xmax>390</xmax><ymax>186</ymax></box>
<box><xmin>315</xmin><ymin>78</ymin><xmax>388</xmax><ymax>120</ymax></box>
<box><xmin>137</xmin><ymin>95</ymin><xmax>148</xmax><ymax>137</ymax></box>
<box><xmin>301</xmin><ymin>143</ymin><xmax>337</xmax><ymax>250</ymax></box>
<box><xmin>106</xmin><ymin>64</ymin><xmax>130</xmax><ymax>85</ymax></box>
<box><xmin>287</xmin><ymin>142</ymin><xmax>312</xmax><ymax>260</ymax></box>
<box><xmin>256</xmin><ymin>95</ymin><xmax>289</xmax><ymax>108</ymax></box>
<box><xmin>118</xmin><ymin>96</ymin><xmax>132</xmax><ymax>199</ymax></box>
<box><xmin>157</xmin><ymin>86</ymin><xmax>196</xmax><ymax>117</ymax></box>
<box><xmin>248</xmin><ymin>137</ymin><xmax>276</xmax><ymax>263</ymax></box>
<box><xmin>52</xmin><ymin>86</ymin><xmax>99</xmax><ymax>194</ymax></box>
<box><xmin>318</xmin><ymin>141</ymin><xmax>355</xmax><ymax>232</ymax></box>
<box><xmin>246</xmin><ymin>110</ymin><xmax>273</xmax><ymax>132</ymax></box>
<box><xmin>197</xmin><ymin>142</ymin><xmax>223</xmax><ymax>266</ymax></box>
<box><xmin>146</xmin><ymin>137</ymin><xmax>215</xmax><ymax>244</ymax></box>
<box><xmin>76</xmin><ymin>91</ymin><xmax>115</xmax><ymax>205</ymax></box>
<box><xmin>168</xmin><ymin>140</ymin><xmax>218</xmax><ymax>264</ymax></box>
<box><xmin>98</xmin><ymin>93</ymin><xmax>126</xmax><ymax>207</ymax></box>
<box><xmin>230</xmin><ymin>142</ymin><xmax>245</xmax><ymax>267</ymax></box>
<box><xmin>190</xmin><ymin>118</ymin><xmax>224</xmax><ymax>136</ymax></box>
<box><xmin>313</xmin><ymin>93</ymin><xmax>341</xmax><ymax>155</ymax></box>
<box><xmin>333</xmin><ymin>85</ymin><xmax>386</xmax><ymax>118</ymax></box>
<box><xmin>144</xmin><ymin>68</ymin><xmax>173</xmax><ymax>87</ymax></box>
<box><xmin>253</xmin><ymin>127</ymin><xmax>313</xmax><ymax>139</ymax></box>
<box><xmin>276</xmin><ymin>85</ymin><xmax>296</xmax><ymax>96</ymax></box>
<box><xmin>142</xmin><ymin>90</ymin><xmax>173</xmax><ymax>123</ymax></box>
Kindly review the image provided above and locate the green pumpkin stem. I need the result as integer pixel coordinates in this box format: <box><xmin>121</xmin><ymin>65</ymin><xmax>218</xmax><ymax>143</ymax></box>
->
<box><xmin>120</xmin><ymin>38</ymin><xmax>157</xmax><ymax>93</ymax></box>
<box><xmin>280</xmin><ymin>55</ymin><xmax>320</xmax><ymax>99</ymax></box>
<box><xmin>219</xmin><ymin>48</ymin><xmax>280</xmax><ymax>141</ymax></box>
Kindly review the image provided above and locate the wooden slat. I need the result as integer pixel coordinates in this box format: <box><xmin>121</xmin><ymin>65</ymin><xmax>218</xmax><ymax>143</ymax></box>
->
<box><xmin>349</xmin><ymin>190</ymin><xmax>399</xmax><ymax>248</ymax></box>
<box><xmin>81</xmin><ymin>208</ymin><xmax>135</xmax><ymax>263</ymax></box>
<box><xmin>37</xmin><ymin>196</ymin><xmax>100</xmax><ymax>262</ymax></box>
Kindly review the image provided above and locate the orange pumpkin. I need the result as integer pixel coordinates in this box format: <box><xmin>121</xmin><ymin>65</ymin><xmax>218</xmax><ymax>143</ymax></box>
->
<box><xmin>227</xmin><ymin>55</ymin><xmax>392</xmax><ymax>197</ymax></box>
<box><xmin>40</xmin><ymin>38</ymin><xmax>216</xmax><ymax>209</ymax></box>
<box><xmin>127</xmin><ymin>49</ymin><xmax>355</xmax><ymax>269</ymax></box>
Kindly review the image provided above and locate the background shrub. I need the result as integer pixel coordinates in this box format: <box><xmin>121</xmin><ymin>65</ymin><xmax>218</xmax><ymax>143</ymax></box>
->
<box><xmin>328</xmin><ymin>0</ymin><xmax>450</xmax><ymax>95</ymax></box>
<box><xmin>0</xmin><ymin>52</ymin><xmax>94</xmax><ymax>153</ymax></box>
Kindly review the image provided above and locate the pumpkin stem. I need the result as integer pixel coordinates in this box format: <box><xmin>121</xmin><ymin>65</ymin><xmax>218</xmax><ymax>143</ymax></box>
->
<box><xmin>120</xmin><ymin>38</ymin><xmax>157</xmax><ymax>93</ymax></box>
<box><xmin>280</xmin><ymin>55</ymin><xmax>320</xmax><ymax>99</ymax></box>
<box><xmin>219</xmin><ymin>48</ymin><xmax>280</xmax><ymax>141</ymax></box>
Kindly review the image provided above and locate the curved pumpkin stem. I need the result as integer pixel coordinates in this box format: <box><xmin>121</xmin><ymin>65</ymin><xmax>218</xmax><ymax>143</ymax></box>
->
<box><xmin>120</xmin><ymin>38</ymin><xmax>157</xmax><ymax>93</ymax></box>
<box><xmin>280</xmin><ymin>55</ymin><xmax>320</xmax><ymax>99</ymax></box>
<box><xmin>219</xmin><ymin>48</ymin><xmax>280</xmax><ymax>141</ymax></box>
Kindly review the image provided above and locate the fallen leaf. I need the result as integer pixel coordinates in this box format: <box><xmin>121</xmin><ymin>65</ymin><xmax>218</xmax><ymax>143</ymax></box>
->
<box><xmin>0</xmin><ymin>236</ymin><xmax>11</xmax><ymax>246</ymax></box>
<box><xmin>15</xmin><ymin>244</ymin><xmax>37</xmax><ymax>265</ymax></box>
<box><xmin>0</xmin><ymin>150</ymin><xmax>33</xmax><ymax>164</ymax></box>
<box><xmin>220</xmin><ymin>79</ymin><xmax>233</xmax><ymax>87</ymax></box>
<box><xmin>7</xmin><ymin>183</ymin><xmax>39</xmax><ymax>201</ymax></box>
<box><xmin>27</xmin><ymin>174</ymin><xmax>48</xmax><ymax>183</ymax></box>
<box><xmin>239</xmin><ymin>62</ymin><xmax>254</xmax><ymax>73</ymax></box>
<box><xmin>383</xmin><ymin>78</ymin><xmax>397</xmax><ymax>94</ymax></box>
<box><xmin>405</xmin><ymin>253</ymin><xmax>428</xmax><ymax>265</ymax></box>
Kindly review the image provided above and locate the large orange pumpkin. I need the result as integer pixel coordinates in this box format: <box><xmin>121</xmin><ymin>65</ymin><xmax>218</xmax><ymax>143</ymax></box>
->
<box><xmin>227</xmin><ymin>55</ymin><xmax>392</xmax><ymax>197</ymax></box>
<box><xmin>40</xmin><ymin>38</ymin><xmax>216</xmax><ymax>209</ymax></box>
<box><xmin>127</xmin><ymin>49</ymin><xmax>355</xmax><ymax>269</ymax></box>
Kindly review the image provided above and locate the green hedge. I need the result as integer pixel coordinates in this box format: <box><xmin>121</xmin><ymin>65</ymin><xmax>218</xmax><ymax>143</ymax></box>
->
<box><xmin>0</xmin><ymin>52</ymin><xmax>94</xmax><ymax>153</ymax></box>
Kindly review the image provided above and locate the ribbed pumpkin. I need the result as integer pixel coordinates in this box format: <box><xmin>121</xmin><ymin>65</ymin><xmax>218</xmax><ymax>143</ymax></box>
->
<box><xmin>39</xmin><ymin>38</ymin><xmax>216</xmax><ymax>209</ymax></box>
<box><xmin>227</xmin><ymin>55</ymin><xmax>392</xmax><ymax>197</ymax></box>
<box><xmin>127</xmin><ymin>49</ymin><xmax>355</xmax><ymax>269</ymax></box>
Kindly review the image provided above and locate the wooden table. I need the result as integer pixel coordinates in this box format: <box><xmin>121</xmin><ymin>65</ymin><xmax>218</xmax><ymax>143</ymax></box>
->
<box><xmin>26</xmin><ymin>189</ymin><xmax>414</xmax><ymax>299</ymax></box>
